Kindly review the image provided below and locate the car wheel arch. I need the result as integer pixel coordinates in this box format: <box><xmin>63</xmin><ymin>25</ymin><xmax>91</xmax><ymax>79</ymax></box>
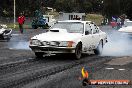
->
<box><xmin>75</xmin><ymin>40</ymin><xmax>83</xmax><ymax>48</ymax></box>
<box><xmin>94</xmin><ymin>39</ymin><xmax>103</xmax><ymax>55</ymax></box>
<box><xmin>78</xmin><ymin>42</ymin><xmax>82</xmax><ymax>47</ymax></box>
<box><xmin>100</xmin><ymin>39</ymin><xmax>103</xmax><ymax>46</ymax></box>
<box><xmin>95</xmin><ymin>39</ymin><xmax>103</xmax><ymax>49</ymax></box>
<box><xmin>76</xmin><ymin>38</ymin><xmax>84</xmax><ymax>45</ymax></box>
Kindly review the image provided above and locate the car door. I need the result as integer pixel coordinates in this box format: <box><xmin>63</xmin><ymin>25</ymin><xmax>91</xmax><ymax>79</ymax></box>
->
<box><xmin>81</xmin><ymin>23</ymin><xmax>93</xmax><ymax>51</ymax></box>
<box><xmin>91</xmin><ymin>23</ymin><xmax>100</xmax><ymax>49</ymax></box>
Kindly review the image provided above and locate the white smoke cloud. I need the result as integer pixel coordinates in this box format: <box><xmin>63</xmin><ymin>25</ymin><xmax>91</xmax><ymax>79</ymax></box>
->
<box><xmin>102</xmin><ymin>29</ymin><xmax>132</xmax><ymax>56</ymax></box>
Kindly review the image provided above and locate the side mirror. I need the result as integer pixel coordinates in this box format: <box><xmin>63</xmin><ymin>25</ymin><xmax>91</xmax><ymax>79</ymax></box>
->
<box><xmin>85</xmin><ymin>31</ymin><xmax>89</xmax><ymax>35</ymax></box>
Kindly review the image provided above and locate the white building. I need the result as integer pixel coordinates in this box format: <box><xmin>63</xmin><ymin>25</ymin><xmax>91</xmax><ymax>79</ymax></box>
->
<box><xmin>59</xmin><ymin>12</ymin><xmax>86</xmax><ymax>21</ymax></box>
<box><xmin>47</xmin><ymin>7</ymin><xmax>54</xmax><ymax>12</ymax></box>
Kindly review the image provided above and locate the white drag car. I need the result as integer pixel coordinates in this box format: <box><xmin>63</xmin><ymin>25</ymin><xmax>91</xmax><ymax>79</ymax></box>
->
<box><xmin>0</xmin><ymin>24</ymin><xmax>12</xmax><ymax>41</ymax></box>
<box><xmin>118</xmin><ymin>21</ymin><xmax>132</xmax><ymax>33</ymax></box>
<box><xmin>29</xmin><ymin>20</ymin><xmax>107</xmax><ymax>59</ymax></box>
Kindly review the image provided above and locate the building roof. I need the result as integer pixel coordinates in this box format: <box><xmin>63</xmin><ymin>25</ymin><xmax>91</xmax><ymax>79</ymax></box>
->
<box><xmin>58</xmin><ymin>20</ymin><xmax>91</xmax><ymax>23</ymax></box>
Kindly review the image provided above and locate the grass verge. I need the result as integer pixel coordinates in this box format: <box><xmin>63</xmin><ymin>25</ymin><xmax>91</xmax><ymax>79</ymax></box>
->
<box><xmin>7</xmin><ymin>23</ymin><xmax>32</xmax><ymax>29</ymax></box>
<box><xmin>86</xmin><ymin>14</ymin><xmax>103</xmax><ymax>25</ymax></box>
<box><xmin>6</xmin><ymin>13</ymin><xmax>103</xmax><ymax>29</ymax></box>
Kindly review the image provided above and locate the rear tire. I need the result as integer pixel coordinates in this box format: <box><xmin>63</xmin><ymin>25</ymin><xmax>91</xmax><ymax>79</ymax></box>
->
<box><xmin>94</xmin><ymin>41</ymin><xmax>103</xmax><ymax>55</ymax></box>
<box><xmin>35</xmin><ymin>52</ymin><xmax>44</xmax><ymax>58</ymax></box>
<box><xmin>74</xmin><ymin>43</ymin><xmax>82</xmax><ymax>59</ymax></box>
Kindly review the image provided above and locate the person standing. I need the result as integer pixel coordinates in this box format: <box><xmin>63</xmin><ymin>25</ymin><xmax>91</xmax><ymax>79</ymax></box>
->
<box><xmin>18</xmin><ymin>13</ymin><xmax>25</xmax><ymax>34</ymax></box>
<box><xmin>117</xmin><ymin>17</ymin><xmax>121</xmax><ymax>29</ymax></box>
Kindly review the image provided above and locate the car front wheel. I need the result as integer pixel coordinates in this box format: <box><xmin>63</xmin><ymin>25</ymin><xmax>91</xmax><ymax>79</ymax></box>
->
<box><xmin>75</xmin><ymin>43</ymin><xmax>82</xmax><ymax>59</ymax></box>
<box><xmin>94</xmin><ymin>40</ymin><xmax>103</xmax><ymax>55</ymax></box>
<box><xmin>35</xmin><ymin>52</ymin><xmax>44</xmax><ymax>58</ymax></box>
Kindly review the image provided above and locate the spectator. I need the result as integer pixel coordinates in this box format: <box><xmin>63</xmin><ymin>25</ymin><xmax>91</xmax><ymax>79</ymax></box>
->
<box><xmin>117</xmin><ymin>17</ymin><xmax>121</xmax><ymax>29</ymax></box>
<box><xmin>111</xmin><ymin>16</ymin><xmax>117</xmax><ymax>28</ymax></box>
<box><xmin>18</xmin><ymin>13</ymin><xmax>25</xmax><ymax>34</ymax></box>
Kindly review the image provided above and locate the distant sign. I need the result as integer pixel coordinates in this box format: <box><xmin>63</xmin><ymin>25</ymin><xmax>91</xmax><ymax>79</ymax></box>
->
<box><xmin>59</xmin><ymin>12</ymin><xmax>85</xmax><ymax>21</ymax></box>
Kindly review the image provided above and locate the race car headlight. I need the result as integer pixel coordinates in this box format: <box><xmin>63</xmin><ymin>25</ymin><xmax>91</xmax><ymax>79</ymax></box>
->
<box><xmin>50</xmin><ymin>41</ymin><xmax>58</xmax><ymax>46</ymax></box>
<box><xmin>59</xmin><ymin>41</ymin><xmax>74</xmax><ymax>47</ymax></box>
<box><xmin>42</xmin><ymin>41</ymin><xmax>47</xmax><ymax>46</ymax></box>
<box><xmin>30</xmin><ymin>39</ymin><xmax>41</xmax><ymax>46</ymax></box>
<box><xmin>59</xmin><ymin>41</ymin><xmax>68</xmax><ymax>46</ymax></box>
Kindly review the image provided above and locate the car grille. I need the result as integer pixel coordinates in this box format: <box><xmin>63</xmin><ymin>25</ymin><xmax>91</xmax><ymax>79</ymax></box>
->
<box><xmin>41</xmin><ymin>41</ymin><xmax>60</xmax><ymax>46</ymax></box>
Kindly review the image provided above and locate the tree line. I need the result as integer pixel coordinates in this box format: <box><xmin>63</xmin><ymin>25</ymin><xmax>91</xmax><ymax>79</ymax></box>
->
<box><xmin>0</xmin><ymin>0</ymin><xmax>132</xmax><ymax>19</ymax></box>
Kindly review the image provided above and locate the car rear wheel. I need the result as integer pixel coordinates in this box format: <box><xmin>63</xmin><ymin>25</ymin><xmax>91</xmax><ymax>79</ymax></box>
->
<box><xmin>75</xmin><ymin>43</ymin><xmax>82</xmax><ymax>59</ymax></box>
<box><xmin>94</xmin><ymin>40</ymin><xmax>103</xmax><ymax>55</ymax></box>
<box><xmin>35</xmin><ymin>52</ymin><xmax>44</xmax><ymax>58</ymax></box>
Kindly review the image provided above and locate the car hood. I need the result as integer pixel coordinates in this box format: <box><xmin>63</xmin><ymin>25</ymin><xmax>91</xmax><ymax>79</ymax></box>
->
<box><xmin>31</xmin><ymin>28</ymin><xmax>83</xmax><ymax>41</ymax></box>
<box><xmin>118</xmin><ymin>26</ymin><xmax>132</xmax><ymax>33</ymax></box>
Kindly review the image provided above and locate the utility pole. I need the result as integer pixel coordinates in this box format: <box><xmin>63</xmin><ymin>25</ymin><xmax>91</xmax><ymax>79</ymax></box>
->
<box><xmin>14</xmin><ymin>0</ymin><xmax>16</xmax><ymax>28</ymax></box>
<box><xmin>117</xmin><ymin>0</ymin><xmax>120</xmax><ymax>15</ymax></box>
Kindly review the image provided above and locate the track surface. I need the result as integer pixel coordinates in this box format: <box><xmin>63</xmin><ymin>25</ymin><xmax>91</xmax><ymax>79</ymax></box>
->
<box><xmin>0</xmin><ymin>26</ymin><xmax>132</xmax><ymax>88</ymax></box>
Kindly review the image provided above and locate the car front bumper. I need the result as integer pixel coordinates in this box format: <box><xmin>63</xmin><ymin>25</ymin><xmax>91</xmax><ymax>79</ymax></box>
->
<box><xmin>29</xmin><ymin>45</ymin><xmax>76</xmax><ymax>54</ymax></box>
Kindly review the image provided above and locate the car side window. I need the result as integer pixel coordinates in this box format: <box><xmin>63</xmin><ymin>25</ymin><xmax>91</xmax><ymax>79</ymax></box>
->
<box><xmin>92</xmin><ymin>24</ymin><xmax>99</xmax><ymax>34</ymax></box>
<box><xmin>96</xmin><ymin>27</ymin><xmax>100</xmax><ymax>33</ymax></box>
<box><xmin>85</xmin><ymin>23</ymin><xmax>92</xmax><ymax>35</ymax></box>
<box><xmin>70</xmin><ymin>23</ymin><xmax>84</xmax><ymax>33</ymax></box>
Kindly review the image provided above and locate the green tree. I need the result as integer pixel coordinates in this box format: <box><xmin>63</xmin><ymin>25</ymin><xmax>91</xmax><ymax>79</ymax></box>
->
<box><xmin>103</xmin><ymin>0</ymin><xmax>120</xmax><ymax>19</ymax></box>
<box><xmin>82</xmin><ymin>1</ymin><xmax>92</xmax><ymax>12</ymax></box>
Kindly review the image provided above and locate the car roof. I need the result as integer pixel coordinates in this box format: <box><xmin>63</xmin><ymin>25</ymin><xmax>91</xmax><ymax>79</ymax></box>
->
<box><xmin>57</xmin><ymin>20</ymin><xmax>91</xmax><ymax>23</ymax></box>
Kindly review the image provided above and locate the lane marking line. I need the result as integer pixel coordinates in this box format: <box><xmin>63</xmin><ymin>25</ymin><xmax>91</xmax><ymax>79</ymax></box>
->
<box><xmin>105</xmin><ymin>67</ymin><xmax>114</xmax><ymax>70</ymax></box>
<box><xmin>12</xmin><ymin>34</ymin><xmax>20</xmax><ymax>36</ymax></box>
<box><xmin>118</xmin><ymin>69</ymin><xmax>125</xmax><ymax>71</ymax></box>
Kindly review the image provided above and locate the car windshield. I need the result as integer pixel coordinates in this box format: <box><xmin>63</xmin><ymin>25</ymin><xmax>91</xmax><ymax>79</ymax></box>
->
<box><xmin>50</xmin><ymin>22</ymin><xmax>84</xmax><ymax>33</ymax></box>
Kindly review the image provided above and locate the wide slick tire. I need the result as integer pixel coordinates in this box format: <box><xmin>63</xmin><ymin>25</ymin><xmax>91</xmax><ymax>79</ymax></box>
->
<box><xmin>94</xmin><ymin>40</ymin><xmax>103</xmax><ymax>55</ymax></box>
<box><xmin>74</xmin><ymin>43</ymin><xmax>82</xmax><ymax>59</ymax></box>
<box><xmin>35</xmin><ymin>52</ymin><xmax>44</xmax><ymax>58</ymax></box>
